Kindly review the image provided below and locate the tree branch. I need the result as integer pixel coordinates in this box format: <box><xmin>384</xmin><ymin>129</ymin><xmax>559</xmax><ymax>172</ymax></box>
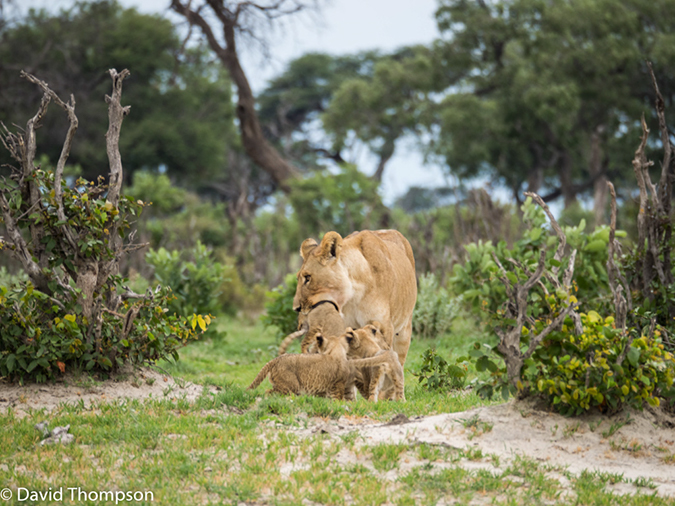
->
<box><xmin>104</xmin><ymin>68</ymin><xmax>130</xmax><ymax>208</ymax></box>
<box><xmin>21</xmin><ymin>71</ymin><xmax>80</xmax><ymax>252</ymax></box>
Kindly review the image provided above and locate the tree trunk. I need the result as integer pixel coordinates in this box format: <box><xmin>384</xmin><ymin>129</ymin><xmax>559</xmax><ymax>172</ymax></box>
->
<box><xmin>372</xmin><ymin>137</ymin><xmax>395</xmax><ymax>182</ymax></box>
<box><xmin>590</xmin><ymin>126</ymin><xmax>607</xmax><ymax>227</ymax></box>
<box><xmin>171</xmin><ymin>0</ymin><xmax>299</xmax><ymax>192</ymax></box>
<box><xmin>559</xmin><ymin>150</ymin><xmax>577</xmax><ymax>208</ymax></box>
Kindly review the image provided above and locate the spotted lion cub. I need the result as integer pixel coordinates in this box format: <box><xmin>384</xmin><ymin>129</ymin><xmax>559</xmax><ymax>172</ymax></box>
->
<box><xmin>248</xmin><ymin>333</ymin><xmax>355</xmax><ymax>400</ymax></box>
<box><xmin>342</xmin><ymin>323</ymin><xmax>406</xmax><ymax>401</ymax></box>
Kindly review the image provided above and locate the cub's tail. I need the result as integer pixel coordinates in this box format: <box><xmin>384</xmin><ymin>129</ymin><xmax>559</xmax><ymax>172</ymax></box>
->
<box><xmin>247</xmin><ymin>359</ymin><xmax>278</xmax><ymax>390</ymax></box>
<box><xmin>278</xmin><ymin>323</ymin><xmax>308</xmax><ymax>356</ymax></box>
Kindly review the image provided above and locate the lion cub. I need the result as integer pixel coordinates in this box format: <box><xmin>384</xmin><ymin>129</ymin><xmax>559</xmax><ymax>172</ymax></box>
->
<box><xmin>342</xmin><ymin>323</ymin><xmax>406</xmax><ymax>401</ymax></box>
<box><xmin>278</xmin><ymin>301</ymin><xmax>345</xmax><ymax>355</ymax></box>
<box><xmin>248</xmin><ymin>332</ymin><xmax>356</xmax><ymax>400</ymax></box>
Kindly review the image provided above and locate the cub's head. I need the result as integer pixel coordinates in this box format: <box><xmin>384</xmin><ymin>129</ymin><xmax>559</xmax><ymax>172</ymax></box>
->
<box><xmin>293</xmin><ymin>232</ymin><xmax>351</xmax><ymax>313</ymax></box>
<box><xmin>314</xmin><ymin>331</ymin><xmax>349</xmax><ymax>358</ymax></box>
<box><xmin>342</xmin><ymin>322</ymin><xmax>390</xmax><ymax>359</ymax></box>
<box><xmin>297</xmin><ymin>301</ymin><xmax>344</xmax><ymax>335</ymax></box>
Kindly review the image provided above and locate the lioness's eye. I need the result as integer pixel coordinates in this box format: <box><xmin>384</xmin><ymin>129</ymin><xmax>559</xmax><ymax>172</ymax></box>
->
<box><xmin>304</xmin><ymin>274</ymin><xmax>311</xmax><ymax>284</ymax></box>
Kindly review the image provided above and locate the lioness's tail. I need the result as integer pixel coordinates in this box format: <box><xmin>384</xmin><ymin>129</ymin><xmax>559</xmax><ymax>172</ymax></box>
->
<box><xmin>247</xmin><ymin>359</ymin><xmax>278</xmax><ymax>390</ymax></box>
<box><xmin>278</xmin><ymin>323</ymin><xmax>308</xmax><ymax>356</ymax></box>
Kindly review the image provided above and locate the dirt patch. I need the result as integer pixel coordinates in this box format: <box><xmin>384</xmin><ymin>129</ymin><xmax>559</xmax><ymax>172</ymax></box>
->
<box><xmin>0</xmin><ymin>367</ymin><xmax>208</xmax><ymax>417</ymax></box>
<box><xmin>288</xmin><ymin>399</ymin><xmax>675</xmax><ymax>497</ymax></box>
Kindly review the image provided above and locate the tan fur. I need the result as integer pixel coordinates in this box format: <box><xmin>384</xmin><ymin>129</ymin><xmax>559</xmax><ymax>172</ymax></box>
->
<box><xmin>249</xmin><ymin>334</ymin><xmax>356</xmax><ymax>400</ymax></box>
<box><xmin>293</xmin><ymin>230</ymin><xmax>417</xmax><ymax>366</ymax></box>
<box><xmin>278</xmin><ymin>302</ymin><xmax>346</xmax><ymax>355</ymax></box>
<box><xmin>351</xmin><ymin>351</ymin><xmax>405</xmax><ymax>401</ymax></box>
<box><xmin>342</xmin><ymin>323</ymin><xmax>405</xmax><ymax>401</ymax></box>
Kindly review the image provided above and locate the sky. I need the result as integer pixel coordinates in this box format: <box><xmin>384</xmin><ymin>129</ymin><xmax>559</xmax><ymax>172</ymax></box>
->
<box><xmin>17</xmin><ymin>0</ymin><xmax>450</xmax><ymax>204</ymax></box>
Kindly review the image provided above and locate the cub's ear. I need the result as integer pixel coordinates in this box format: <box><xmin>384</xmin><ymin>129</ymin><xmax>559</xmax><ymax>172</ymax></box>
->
<box><xmin>318</xmin><ymin>231</ymin><xmax>343</xmax><ymax>263</ymax></box>
<box><xmin>300</xmin><ymin>238</ymin><xmax>318</xmax><ymax>260</ymax></box>
<box><xmin>315</xmin><ymin>334</ymin><xmax>324</xmax><ymax>349</ymax></box>
<box><xmin>344</xmin><ymin>328</ymin><xmax>358</xmax><ymax>348</ymax></box>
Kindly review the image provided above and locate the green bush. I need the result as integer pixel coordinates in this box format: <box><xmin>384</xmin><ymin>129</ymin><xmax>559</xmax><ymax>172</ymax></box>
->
<box><xmin>0</xmin><ymin>171</ymin><xmax>210</xmax><ymax>383</ymax></box>
<box><xmin>526</xmin><ymin>311</ymin><xmax>675</xmax><ymax>415</ymax></box>
<box><xmin>413</xmin><ymin>273</ymin><xmax>457</xmax><ymax>339</ymax></box>
<box><xmin>444</xmin><ymin>197</ymin><xmax>675</xmax><ymax>414</ymax></box>
<box><xmin>261</xmin><ymin>273</ymin><xmax>298</xmax><ymax>340</ymax></box>
<box><xmin>146</xmin><ymin>241</ymin><xmax>227</xmax><ymax>317</ymax></box>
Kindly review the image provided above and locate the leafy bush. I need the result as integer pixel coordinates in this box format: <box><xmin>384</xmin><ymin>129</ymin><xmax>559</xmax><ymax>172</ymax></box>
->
<box><xmin>413</xmin><ymin>348</ymin><xmax>468</xmax><ymax>391</ymax></box>
<box><xmin>445</xmin><ymin>197</ymin><xmax>675</xmax><ymax>414</ymax></box>
<box><xmin>288</xmin><ymin>164</ymin><xmax>386</xmax><ymax>238</ymax></box>
<box><xmin>146</xmin><ymin>241</ymin><xmax>227</xmax><ymax>317</ymax></box>
<box><xmin>261</xmin><ymin>273</ymin><xmax>298</xmax><ymax>340</ymax></box>
<box><xmin>413</xmin><ymin>273</ymin><xmax>458</xmax><ymax>338</ymax></box>
<box><xmin>0</xmin><ymin>266</ymin><xmax>28</xmax><ymax>287</ymax></box>
<box><xmin>527</xmin><ymin>312</ymin><xmax>675</xmax><ymax>415</ymax></box>
<box><xmin>0</xmin><ymin>172</ymin><xmax>210</xmax><ymax>383</ymax></box>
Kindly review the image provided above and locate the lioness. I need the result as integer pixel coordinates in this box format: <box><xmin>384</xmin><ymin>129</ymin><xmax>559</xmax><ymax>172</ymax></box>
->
<box><xmin>278</xmin><ymin>301</ymin><xmax>345</xmax><ymax>355</ymax></box>
<box><xmin>293</xmin><ymin>230</ymin><xmax>417</xmax><ymax>366</ymax></box>
<box><xmin>342</xmin><ymin>324</ymin><xmax>406</xmax><ymax>401</ymax></box>
<box><xmin>248</xmin><ymin>333</ymin><xmax>356</xmax><ymax>400</ymax></box>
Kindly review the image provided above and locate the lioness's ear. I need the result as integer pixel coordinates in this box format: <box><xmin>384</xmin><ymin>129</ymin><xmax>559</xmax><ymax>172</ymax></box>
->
<box><xmin>300</xmin><ymin>238</ymin><xmax>318</xmax><ymax>260</ymax></box>
<box><xmin>318</xmin><ymin>231</ymin><xmax>343</xmax><ymax>263</ymax></box>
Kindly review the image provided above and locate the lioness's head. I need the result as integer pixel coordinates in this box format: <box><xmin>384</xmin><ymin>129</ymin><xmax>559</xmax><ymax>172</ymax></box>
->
<box><xmin>342</xmin><ymin>322</ymin><xmax>390</xmax><ymax>359</ymax></box>
<box><xmin>293</xmin><ymin>231</ymin><xmax>352</xmax><ymax>313</ymax></box>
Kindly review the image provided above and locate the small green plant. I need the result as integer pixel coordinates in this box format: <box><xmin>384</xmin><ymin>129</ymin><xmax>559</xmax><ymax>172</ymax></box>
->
<box><xmin>562</xmin><ymin>422</ymin><xmax>581</xmax><ymax>438</ymax></box>
<box><xmin>260</xmin><ymin>273</ymin><xmax>298</xmax><ymax>340</ymax></box>
<box><xmin>413</xmin><ymin>273</ymin><xmax>458</xmax><ymax>339</ymax></box>
<box><xmin>370</xmin><ymin>443</ymin><xmax>407</xmax><ymax>472</ymax></box>
<box><xmin>413</xmin><ymin>348</ymin><xmax>468</xmax><ymax>391</ymax></box>
<box><xmin>458</xmin><ymin>414</ymin><xmax>493</xmax><ymax>440</ymax></box>
<box><xmin>602</xmin><ymin>416</ymin><xmax>632</xmax><ymax>438</ymax></box>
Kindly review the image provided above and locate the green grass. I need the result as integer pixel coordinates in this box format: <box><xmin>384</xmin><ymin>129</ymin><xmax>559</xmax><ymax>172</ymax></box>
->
<box><xmin>1</xmin><ymin>315</ymin><xmax>671</xmax><ymax>505</ymax></box>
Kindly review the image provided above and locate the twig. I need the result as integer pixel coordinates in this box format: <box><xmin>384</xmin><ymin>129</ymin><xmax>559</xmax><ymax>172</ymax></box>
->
<box><xmin>522</xmin><ymin>303</ymin><xmax>579</xmax><ymax>361</ymax></box>
<box><xmin>524</xmin><ymin>191</ymin><xmax>566</xmax><ymax>277</ymax></box>
<box><xmin>606</xmin><ymin>182</ymin><xmax>628</xmax><ymax>334</ymax></box>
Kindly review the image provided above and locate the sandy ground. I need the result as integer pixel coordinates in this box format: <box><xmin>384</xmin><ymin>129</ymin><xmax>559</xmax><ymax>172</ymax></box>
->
<box><xmin>288</xmin><ymin>398</ymin><xmax>675</xmax><ymax>498</ymax></box>
<box><xmin>0</xmin><ymin>367</ymin><xmax>208</xmax><ymax>415</ymax></box>
<box><xmin>2</xmin><ymin>374</ymin><xmax>674</xmax><ymax>498</ymax></box>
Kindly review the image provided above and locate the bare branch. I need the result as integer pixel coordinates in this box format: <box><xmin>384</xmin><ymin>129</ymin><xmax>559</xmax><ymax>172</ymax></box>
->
<box><xmin>0</xmin><ymin>191</ymin><xmax>48</xmax><ymax>289</ymax></box>
<box><xmin>562</xmin><ymin>248</ymin><xmax>577</xmax><ymax>288</ymax></box>
<box><xmin>104</xmin><ymin>68</ymin><xmax>131</xmax><ymax>208</ymax></box>
<box><xmin>647</xmin><ymin>62</ymin><xmax>673</xmax><ymax>212</ymax></box>
<box><xmin>524</xmin><ymin>191</ymin><xmax>565</xmax><ymax>277</ymax></box>
<box><xmin>523</xmin><ymin>303</ymin><xmax>579</xmax><ymax>361</ymax></box>
<box><xmin>20</xmin><ymin>71</ymin><xmax>80</xmax><ymax>251</ymax></box>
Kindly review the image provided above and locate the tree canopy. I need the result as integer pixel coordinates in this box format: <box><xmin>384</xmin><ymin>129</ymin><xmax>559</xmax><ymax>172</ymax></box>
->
<box><xmin>430</xmin><ymin>0</ymin><xmax>675</xmax><ymax>214</ymax></box>
<box><xmin>0</xmin><ymin>0</ymin><xmax>235</xmax><ymax>184</ymax></box>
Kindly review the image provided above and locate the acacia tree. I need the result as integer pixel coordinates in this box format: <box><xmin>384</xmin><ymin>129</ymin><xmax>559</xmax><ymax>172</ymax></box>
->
<box><xmin>258</xmin><ymin>47</ymin><xmax>443</xmax><ymax>182</ymax></box>
<box><xmin>170</xmin><ymin>0</ymin><xmax>316</xmax><ymax>191</ymax></box>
